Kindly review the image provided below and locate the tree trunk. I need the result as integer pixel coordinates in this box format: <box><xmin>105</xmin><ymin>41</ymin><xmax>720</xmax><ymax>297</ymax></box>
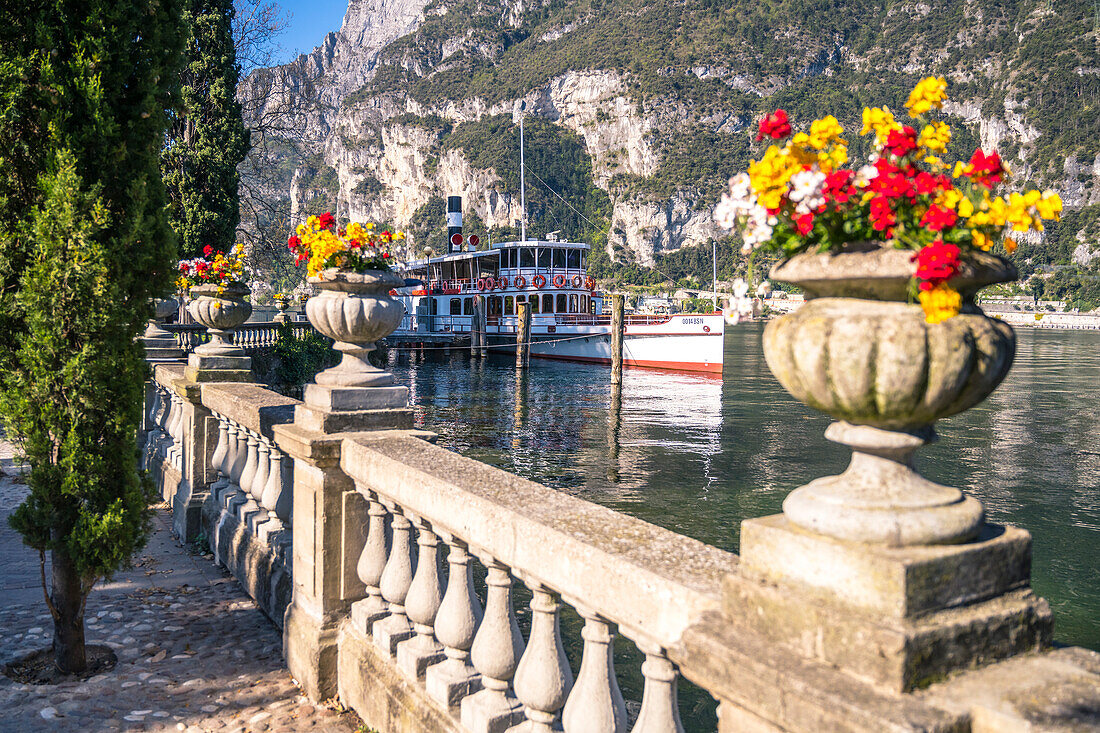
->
<box><xmin>51</xmin><ymin>547</ymin><xmax>87</xmax><ymax>674</ymax></box>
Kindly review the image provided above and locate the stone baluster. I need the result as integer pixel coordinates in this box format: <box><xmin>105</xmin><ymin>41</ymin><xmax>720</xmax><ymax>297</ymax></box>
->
<box><xmin>209</xmin><ymin>414</ymin><xmax>230</xmax><ymax>496</ymax></box>
<box><xmin>460</xmin><ymin>557</ymin><xmax>525</xmax><ymax>732</ymax></box>
<box><xmin>248</xmin><ymin>435</ymin><xmax>271</xmax><ymax>530</ymax></box>
<box><xmin>397</xmin><ymin>516</ymin><xmax>446</xmax><ymax>679</ymax></box>
<box><xmin>159</xmin><ymin>390</ymin><xmax>177</xmax><ymax>461</ymax></box>
<box><xmin>143</xmin><ymin>386</ymin><xmax>164</xmax><ymax>467</ymax></box>
<box><xmin>561</xmin><ymin>606</ymin><xmax>627</xmax><ymax>733</ymax></box>
<box><xmin>513</xmin><ymin>582</ymin><xmax>573</xmax><ymax>732</ymax></box>
<box><xmin>260</xmin><ymin>446</ymin><xmax>291</xmax><ymax>528</ymax></box>
<box><xmin>628</xmin><ymin>641</ymin><xmax>684</xmax><ymax>733</ymax></box>
<box><xmin>166</xmin><ymin>393</ymin><xmax>184</xmax><ymax>469</ymax></box>
<box><xmin>237</xmin><ymin>429</ymin><xmax>260</xmax><ymax>514</ymax></box>
<box><xmin>353</xmin><ymin>490</ymin><xmax>390</xmax><ymax>633</ymax></box>
<box><xmin>373</xmin><ymin>501</ymin><xmax>416</xmax><ymax>655</ymax></box>
<box><xmin>425</xmin><ymin>536</ymin><xmax>483</xmax><ymax>708</ymax></box>
<box><xmin>224</xmin><ymin>422</ymin><xmax>242</xmax><ymax>490</ymax></box>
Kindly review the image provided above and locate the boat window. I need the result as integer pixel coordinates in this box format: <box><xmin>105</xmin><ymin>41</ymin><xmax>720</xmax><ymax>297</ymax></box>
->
<box><xmin>569</xmin><ymin>294</ymin><xmax>579</xmax><ymax>313</ymax></box>
<box><xmin>537</xmin><ymin>247</ymin><xmax>551</xmax><ymax>269</ymax></box>
<box><xmin>464</xmin><ymin>297</ymin><xmax>473</xmax><ymax>315</ymax></box>
<box><xmin>442</xmin><ymin>261</ymin><xmax>456</xmax><ymax>280</ymax></box>
<box><xmin>529</xmin><ymin>294</ymin><xmax>540</xmax><ymax>313</ymax></box>
<box><xmin>429</xmin><ymin>298</ymin><xmax>438</xmax><ymax>315</ymax></box>
<box><xmin>489</xmin><ymin>296</ymin><xmax>502</xmax><ymax>316</ymax></box>
<box><xmin>552</xmin><ymin>248</ymin><xmax>565</xmax><ymax>269</ymax></box>
<box><xmin>580</xmin><ymin>295</ymin><xmax>587</xmax><ymax>313</ymax></box>
<box><xmin>520</xmin><ymin>248</ymin><xmax>535</xmax><ymax>268</ymax></box>
<box><xmin>556</xmin><ymin>294</ymin><xmax>566</xmax><ymax>313</ymax></box>
<box><xmin>450</xmin><ymin>298</ymin><xmax>462</xmax><ymax>316</ymax></box>
<box><xmin>429</xmin><ymin>263</ymin><xmax>442</xmax><ymax>281</ymax></box>
<box><xmin>504</xmin><ymin>296</ymin><xmax>514</xmax><ymax>315</ymax></box>
<box><xmin>479</xmin><ymin>254</ymin><xmax>499</xmax><ymax>278</ymax></box>
<box><xmin>567</xmin><ymin>249</ymin><xmax>580</xmax><ymax>269</ymax></box>
<box><xmin>542</xmin><ymin>294</ymin><xmax>554</xmax><ymax>312</ymax></box>
<box><xmin>456</xmin><ymin>259</ymin><xmax>472</xmax><ymax>281</ymax></box>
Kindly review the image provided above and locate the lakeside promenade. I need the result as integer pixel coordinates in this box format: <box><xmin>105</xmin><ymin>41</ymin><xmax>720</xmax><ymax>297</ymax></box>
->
<box><xmin>0</xmin><ymin>439</ymin><xmax>359</xmax><ymax>732</ymax></box>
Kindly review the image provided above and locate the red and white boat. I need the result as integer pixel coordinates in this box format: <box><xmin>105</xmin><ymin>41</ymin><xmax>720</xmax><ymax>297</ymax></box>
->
<box><xmin>392</xmin><ymin>236</ymin><xmax>724</xmax><ymax>374</ymax></box>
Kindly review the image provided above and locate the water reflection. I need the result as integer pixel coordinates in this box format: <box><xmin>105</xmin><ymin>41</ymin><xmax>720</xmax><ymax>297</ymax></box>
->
<box><xmin>385</xmin><ymin>323</ymin><xmax>1100</xmax><ymax>656</ymax></box>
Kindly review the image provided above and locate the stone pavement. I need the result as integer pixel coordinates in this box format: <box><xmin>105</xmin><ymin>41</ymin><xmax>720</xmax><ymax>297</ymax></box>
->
<box><xmin>0</xmin><ymin>440</ymin><xmax>362</xmax><ymax>732</ymax></box>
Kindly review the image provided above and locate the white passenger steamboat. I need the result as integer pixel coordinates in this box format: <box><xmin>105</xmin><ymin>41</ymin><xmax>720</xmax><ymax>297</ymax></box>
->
<box><xmin>391</xmin><ymin>209</ymin><xmax>724</xmax><ymax>374</ymax></box>
<box><xmin>390</xmin><ymin>112</ymin><xmax>723</xmax><ymax>374</ymax></box>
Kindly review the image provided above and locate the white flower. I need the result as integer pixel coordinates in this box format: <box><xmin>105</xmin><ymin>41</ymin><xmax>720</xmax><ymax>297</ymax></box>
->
<box><xmin>714</xmin><ymin>173</ymin><xmax>758</xmax><ymax>230</ymax></box>
<box><xmin>788</xmin><ymin>169</ymin><xmax>827</xmax><ymax>216</ymax></box>
<box><xmin>855</xmin><ymin>164</ymin><xmax>878</xmax><ymax>187</ymax></box>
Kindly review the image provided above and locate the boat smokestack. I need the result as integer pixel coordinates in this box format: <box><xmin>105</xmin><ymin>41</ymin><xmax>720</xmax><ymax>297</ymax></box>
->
<box><xmin>447</xmin><ymin>195</ymin><xmax>463</xmax><ymax>253</ymax></box>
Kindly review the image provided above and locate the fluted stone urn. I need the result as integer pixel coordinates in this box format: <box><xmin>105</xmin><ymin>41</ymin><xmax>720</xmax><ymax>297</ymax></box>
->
<box><xmin>306</xmin><ymin>269</ymin><xmax>405</xmax><ymax>387</ymax></box>
<box><xmin>764</xmin><ymin>243</ymin><xmax>1017</xmax><ymax>546</ymax></box>
<box><xmin>188</xmin><ymin>282</ymin><xmax>253</xmax><ymax>356</ymax></box>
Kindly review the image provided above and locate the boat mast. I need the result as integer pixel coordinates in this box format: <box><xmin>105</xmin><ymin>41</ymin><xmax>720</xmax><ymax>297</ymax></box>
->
<box><xmin>519</xmin><ymin>107</ymin><xmax>528</xmax><ymax>243</ymax></box>
<box><xmin>712</xmin><ymin>240</ymin><xmax>718</xmax><ymax>312</ymax></box>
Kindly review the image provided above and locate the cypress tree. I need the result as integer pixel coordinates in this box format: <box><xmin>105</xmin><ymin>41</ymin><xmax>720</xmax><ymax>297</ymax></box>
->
<box><xmin>0</xmin><ymin>0</ymin><xmax>183</xmax><ymax>673</ymax></box>
<box><xmin>164</xmin><ymin>0</ymin><xmax>251</xmax><ymax>258</ymax></box>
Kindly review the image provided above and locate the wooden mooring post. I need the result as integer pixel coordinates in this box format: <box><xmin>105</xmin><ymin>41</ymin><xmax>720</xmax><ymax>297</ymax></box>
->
<box><xmin>516</xmin><ymin>301</ymin><xmax>531</xmax><ymax>368</ymax></box>
<box><xmin>611</xmin><ymin>294</ymin><xmax>624</xmax><ymax>385</ymax></box>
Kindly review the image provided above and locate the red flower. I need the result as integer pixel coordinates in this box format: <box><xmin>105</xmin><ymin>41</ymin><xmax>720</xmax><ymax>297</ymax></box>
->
<box><xmin>203</xmin><ymin>244</ymin><xmax>214</xmax><ymax>258</ymax></box>
<box><xmin>756</xmin><ymin>110</ymin><xmax>792</xmax><ymax>141</ymax></box>
<box><xmin>912</xmin><ymin>241</ymin><xmax>961</xmax><ymax>286</ymax></box>
<box><xmin>178</xmin><ymin>262</ymin><xmax>189</xmax><ymax>273</ymax></box>
<box><xmin>318</xmin><ymin>212</ymin><xmax>336</xmax><ymax>230</ymax></box>
<box><xmin>869</xmin><ymin>195</ymin><xmax>896</xmax><ymax>234</ymax></box>
<box><xmin>915</xmin><ymin>172</ymin><xmax>950</xmax><ymax>196</ymax></box>
<box><xmin>885</xmin><ymin>126</ymin><xmax>918</xmax><ymax>157</ymax></box>
<box><xmin>870</xmin><ymin>159</ymin><xmax>916</xmax><ymax>201</ymax></box>
<box><xmin>824</xmin><ymin>169</ymin><xmax>856</xmax><ymax>203</ymax></box>
<box><xmin>795</xmin><ymin>213</ymin><xmax>815</xmax><ymax>235</ymax></box>
<box><xmin>965</xmin><ymin>149</ymin><xmax>1004</xmax><ymax>189</ymax></box>
<box><xmin>382</xmin><ymin>252</ymin><xmax>391</xmax><ymax>259</ymax></box>
<box><xmin>920</xmin><ymin>204</ymin><xmax>958</xmax><ymax>232</ymax></box>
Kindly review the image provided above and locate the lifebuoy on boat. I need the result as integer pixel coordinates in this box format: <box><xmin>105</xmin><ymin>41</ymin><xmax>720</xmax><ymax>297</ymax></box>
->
<box><xmin>572</xmin><ymin>275</ymin><xmax>584</xmax><ymax>288</ymax></box>
<box><xmin>585</xmin><ymin>276</ymin><xmax>596</xmax><ymax>290</ymax></box>
<box><xmin>532</xmin><ymin>274</ymin><xmax>546</xmax><ymax>288</ymax></box>
<box><xmin>514</xmin><ymin>274</ymin><xmax>527</xmax><ymax>288</ymax></box>
<box><xmin>477</xmin><ymin>278</ymin><xmax>488</xmax><ymax>291</ymax></box>
<box><xmin>552</xmin><ymin>274</ymin><xmax>566</xmax><ymax>288</ymax></box>
<box><xmin>497</xmin><ymin>276</ymin><xmax>508</xmax><ymax>289</ymax></box>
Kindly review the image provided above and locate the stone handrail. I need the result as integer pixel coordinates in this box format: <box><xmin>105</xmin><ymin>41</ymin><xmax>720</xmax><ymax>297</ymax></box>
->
<box><xmin>335</xmin><ymin>430</ymin><xmax>738</xmax><ymax>731</ymax></box>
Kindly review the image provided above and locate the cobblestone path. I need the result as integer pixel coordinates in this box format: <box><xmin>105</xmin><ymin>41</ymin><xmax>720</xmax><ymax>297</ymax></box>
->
<box><xmin>0</xmin><ymin>442</ymin><xmax>360</xmax><ymax>732</ymax></box>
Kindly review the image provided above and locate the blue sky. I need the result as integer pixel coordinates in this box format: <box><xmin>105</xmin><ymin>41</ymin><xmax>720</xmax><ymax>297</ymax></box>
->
<box><xmin>271</xmin><ymin>0</ymin><xmax>348</xmax><ymax>64</ymax></box>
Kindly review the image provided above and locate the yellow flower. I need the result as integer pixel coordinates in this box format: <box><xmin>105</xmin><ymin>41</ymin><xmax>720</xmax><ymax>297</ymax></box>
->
<box><xmin>1004</xmin><ymin>237</ymin><xmax>1017</xmax><ymax>254</ymax></box>
<box><xmin>919</xmin><ymin>284</ymin><xmax>961</xmax><ymax>324</ymax></box>
<box><xmin>972</xmin><ymin>229</ymin><xmax>991</xmax><ymax>251</ymax></box>
<box><xmin>861</xmin><ymin>106</ymin><xmax>901</xmax><ymax>145</ymax></box>
<box><xmin>918</xmin><ymin>121</ymin><xmax>951</xmax><ymax>155</ymax></box>
<box><xmin>906</xmin><ymin>76</ymin><xmax>948</xmax><ymax>117</ymax></box>
<box><xmin>748</xmin><ymin>145</ymin><xmax>802</xmax><ymax>210</ymax></box>
<box><xmin>807</xmin><ymin>116</ymin><xmax>846</xmax><ymax>150</ymax></box>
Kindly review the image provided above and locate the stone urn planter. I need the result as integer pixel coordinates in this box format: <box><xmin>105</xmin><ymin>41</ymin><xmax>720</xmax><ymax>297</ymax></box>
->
<box><xmin>305</xmin><ymin>269</ymin><xmax>406</xmax><ymax>387</ymax></box>
<box><xmin>144</xmin><ymin>297</ymin><xmax>179</xmax><ymax>339</ymax></box>
<box><xmin>188</xmin><ymin>282</ymin><xmax>253</xmax><ymax>356</ymax></box>
<box><xmin>763</xmin><ymin>243</ymin><xmax>1017</xmax><ymax>545</ymax></box>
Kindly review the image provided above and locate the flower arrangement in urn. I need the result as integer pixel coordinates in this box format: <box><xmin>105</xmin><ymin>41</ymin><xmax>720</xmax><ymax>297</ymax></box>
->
<box><xmin>288</xmin><ymin>212</ymin><xmax>408</xmax><ymax>388</ymax></box>
<box><xmin>715</xmin><ymin>79</ymin><xmax>1068</xmax><ymax>546</ymax></box>
<box><xmin>177</xmin><ymin>244</ymin><xmax>253</xmax><ymax>357</ymax></box>
<box><xmin>287</xmin><ymin>211</ymin><xmax>404</xmax><ymax>278</ymax></box>
<box><xmin>714</xmin><ymin>77</ymin><xmax>1062</xmax><ymax>323</ymax></box>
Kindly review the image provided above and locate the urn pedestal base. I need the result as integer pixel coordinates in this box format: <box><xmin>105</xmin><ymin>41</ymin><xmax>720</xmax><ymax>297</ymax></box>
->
<box><xmin>731</xmin><ymin>515</ymin><xmax>1052</xmax><ymax>692</ymax></box>
<box><xmin>295</xmin><ymin>384</ymin><xmax>413</xmax><ymax>434</ymax></box>
<box><xmin>185</xmin><ymin>353</ymin><xmax>254</xmax><ymax>383</ymax></box>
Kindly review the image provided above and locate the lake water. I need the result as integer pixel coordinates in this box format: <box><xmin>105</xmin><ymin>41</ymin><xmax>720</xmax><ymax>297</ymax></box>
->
<box><xmin>383</xmin><ymin>322</ymin><xmax>1099</xmax><ymax>720</ymax></box>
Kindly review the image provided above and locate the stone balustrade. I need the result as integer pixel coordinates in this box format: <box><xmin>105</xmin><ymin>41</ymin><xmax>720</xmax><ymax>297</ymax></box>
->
<box><xmin>139</xmin><ymin>320</ymin><xmax>1100</xmax><ymax>733</ymax></box>
<box><xmin>165</xmin><ymin>321</ymin><xmax>317</xmax><ymax>354</ymax></box>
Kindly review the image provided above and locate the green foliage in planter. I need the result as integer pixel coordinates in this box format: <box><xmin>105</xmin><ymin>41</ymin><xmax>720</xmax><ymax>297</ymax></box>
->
<box><xmin>0</xmin><ymin>0</ymin><xmax>183</xmax><ymax>674</ymax></box>
<box><xmin>162</xmin><ymin>0</ymin><xmax>250</xmax><ymax>258</ymax></box>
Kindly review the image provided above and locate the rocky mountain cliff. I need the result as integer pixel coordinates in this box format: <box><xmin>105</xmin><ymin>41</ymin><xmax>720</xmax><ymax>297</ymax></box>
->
<box><xmin>244</xmin><ymin>0</ymin><xmax>1100</xmax><ymax>281</ymax></box>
